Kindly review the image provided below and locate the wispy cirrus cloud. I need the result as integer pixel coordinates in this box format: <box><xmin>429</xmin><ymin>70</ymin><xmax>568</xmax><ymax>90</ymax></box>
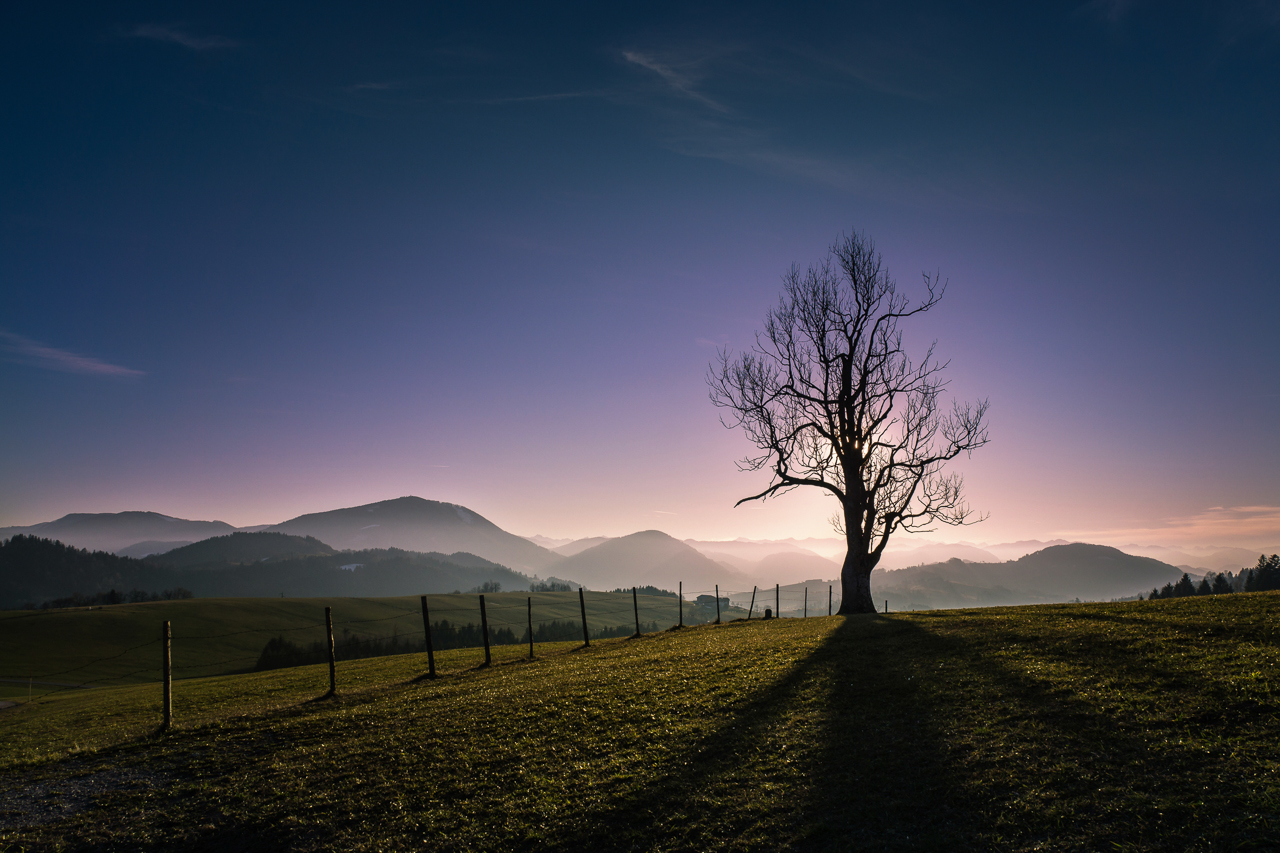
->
<box><xmin>128</xmin><ymin>23</ymin><xmax>238</xmax><ymax>51</ymax></box>
<box><xmin>0</xmin><ymin>330</ymin><xmax>144</xmax><ymax>377</ymax></box>
<box><xmin>622</xmin><ymin>50</ymin><xmax>729</xmax><ymax>112</ymax></box>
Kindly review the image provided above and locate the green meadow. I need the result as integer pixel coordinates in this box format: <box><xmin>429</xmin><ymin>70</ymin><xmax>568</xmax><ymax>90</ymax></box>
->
<box><xmin>2</xmin><ymin>593</ymin><xmax>1279</xmax><ymax>850</ymax></box>
<box><xmin>0</xmin><ymin>591</ymin><xmax>712</xmax><ymax>696</ymax></box>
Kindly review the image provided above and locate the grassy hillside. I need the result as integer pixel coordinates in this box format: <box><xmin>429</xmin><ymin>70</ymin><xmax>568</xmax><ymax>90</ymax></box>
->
<box><xmin>0</xmin><ymin>591</ymin><xmax>726</xmax><ymax>695</ymax></box>
<box><xmin>2</xmin><ymin>593</ymin><xmax>1278</xmax><ymax>850</ymax></box>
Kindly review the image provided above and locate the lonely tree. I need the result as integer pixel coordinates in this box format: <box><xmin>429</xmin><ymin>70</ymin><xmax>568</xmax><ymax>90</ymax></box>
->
<box><xmin>709</xmin><ymin>232</ymin><xmax>989</xmax><ymax>614</ymax></box>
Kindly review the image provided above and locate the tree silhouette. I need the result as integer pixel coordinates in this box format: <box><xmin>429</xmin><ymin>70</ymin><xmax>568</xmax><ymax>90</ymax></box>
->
<box><xmin>709</xmin><ymin>232</ymin><xmax>989</xmax><ymax>613</ymax></box>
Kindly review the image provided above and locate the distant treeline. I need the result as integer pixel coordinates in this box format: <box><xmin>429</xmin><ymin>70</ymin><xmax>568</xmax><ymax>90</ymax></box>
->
<box><xmin>611</xmin><ymin>585</ymin><xmax>677</xmax><ymax>598</ymax></box>
<box><xmin>530</xmin><ymin>580</ymin><xmax>574</xmax><ymax>592</ymax></box>
<box><xmin>254</xmin><ymin>619</ymin><xmax>661</xmax><ymax>672</ymax></box>
<box><xmin>40</xmin><ymin>587</ymin><xmax>194</xmax><ymax>609</ymax></box>
<box><xmin>1146</xmin><ymin>556</ymin><xmax>1280</xmax><ymax>600</ymax></box>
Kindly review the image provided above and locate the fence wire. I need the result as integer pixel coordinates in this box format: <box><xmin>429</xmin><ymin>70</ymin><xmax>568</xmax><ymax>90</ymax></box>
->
<box><xmin>1</xmin><ymin>583</ymin><xmax>848</xmax><ymax>717</ymax></box>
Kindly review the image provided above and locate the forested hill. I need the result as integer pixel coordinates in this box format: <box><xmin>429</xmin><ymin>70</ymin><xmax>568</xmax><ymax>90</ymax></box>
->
<box><xmin>0</xmin><ymin>535</ymin><xmax>532</xmax><ymax>609</ymax></box>
<box><xmin>147</xmin><ymin>532</ymin><xmax>335</xmax><ymax>568</ymax></box>
<box><xmin>0</xmin><ymin>536</ymin><xmax>177</xmax><ymax>609</ymax></box>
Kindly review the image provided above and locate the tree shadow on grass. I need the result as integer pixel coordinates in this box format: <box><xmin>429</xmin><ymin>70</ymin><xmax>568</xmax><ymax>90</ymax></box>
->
<box><xmin>547</xmin><ymin>615</ymin><xmax>976</xmax><ymax>852</ymax></box>
<box><xmin>549</xmin><ymin>609</ymin><xmax>1280</xmax><ymax>852</ymax></box>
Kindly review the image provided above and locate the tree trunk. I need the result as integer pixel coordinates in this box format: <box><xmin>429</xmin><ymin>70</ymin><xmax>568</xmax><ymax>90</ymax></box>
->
<box><xmin>837</xmin><ymin>549</ymin><xmax>877</xmax><ymax>614</ymax></box>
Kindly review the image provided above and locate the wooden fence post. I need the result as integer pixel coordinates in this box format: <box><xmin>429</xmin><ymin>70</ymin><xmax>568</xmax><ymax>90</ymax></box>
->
<box><xmin>775</xmin><ymin>584</ymin><xmax>780</xmax><ymax>619</ymax></box>
<box><xmin>420</xmin><ymin>595</ymin><xmax>436</xmax><ymax>679</ymax></box>
<box><xmin>579</xmin><ymin>588</ymin><xmax>590</xmax><ymax>647</ymax></box>
<box><xmin>479</xmin><ymin>594</ymin><xmax>492</xmax><ymax>665</ymax></box>
<box><xmin>748</xmin><ymin>586</ymin><xmax>757</xmax><ymax>619</ymax></box>
<box><xmin>528</xmin><ymin>596</ymin><xmax>534</xmax><ymax>659</ymax></box>
<box><xmin>678</xmin><ymin>582</ymin><xmax>683</xmax><ymax>628</ymax></box>
<box><xmin>715</xmin><ymin>584</ymin><xmax>721</xmax><ymax>624</ymax></box>
<box><xmin>884</xmin><ymin>599</ymin><xmax>888</xmax><ymax>614</ymax></box>
<box><xmin>161</xmin><ymin>621</ymin><xmax>171</xmax><ymax>731</ymax></box>
<box><xmin>829</xmin><ymin>585</ymin><xmax>832</xmax><ymax>616</ymax></box>
<box><xmin>804</xmin><ymin>587</ymin><xmax>808</xmax><ymax>618</ymax></box>
<box><xmin>325</xmin><ymin>606</ymin><xmax>336</xmax><ymax>696</ymax></box>
<box><xmin>632</xmin><ymin>587</ymin><xmax>640</xmax><ymax>637</ymax></box>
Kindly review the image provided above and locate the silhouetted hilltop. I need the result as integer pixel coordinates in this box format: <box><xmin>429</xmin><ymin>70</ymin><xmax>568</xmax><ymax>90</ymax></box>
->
<box><xmin>147</xmin><ymin>532</ymin><xmax>336</xmax><ymax>568</ymax></box>
<box><xmin>0</xmin><ymin>511</ymin><xmax>236</xmax><ymax>554</ymax></box>
<box><xmin>267</xmin><ymin>497</ymin><xmax>561</xmax><ymax>572</ymax></box>
<box><xmin>875</xmin><ymin>543</ymin><xmax>1187</xmax><ymax>610</ymax></box>
<box><xmin>553</xmin><ymin>530</ymin><xmax>752</xmax><ymax>590</ymax></box>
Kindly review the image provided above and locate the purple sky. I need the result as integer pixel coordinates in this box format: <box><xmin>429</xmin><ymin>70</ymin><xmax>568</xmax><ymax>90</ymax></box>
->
<box><xmin>2</xmin><ymin>2</ymin><xmax>1278</xmax><ymax>550</ymax></box>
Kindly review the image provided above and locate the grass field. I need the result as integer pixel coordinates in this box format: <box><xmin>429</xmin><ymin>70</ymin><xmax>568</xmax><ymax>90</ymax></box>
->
<box><xmin>2</xmin><ymin>593</ymin><xmax>1279</xmax><ymax>850</ymax></box>
<box><xmin>0</xmin><ymin>591</ymin><xmax>727</xmax><ymax>697</ymax></box>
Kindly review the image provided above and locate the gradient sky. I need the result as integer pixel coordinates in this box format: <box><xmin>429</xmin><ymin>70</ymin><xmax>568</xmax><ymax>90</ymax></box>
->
<box><xmin>3</xmin><ymin>1</ymin><xmax>1279</xmax><ymax>549</ymax></box>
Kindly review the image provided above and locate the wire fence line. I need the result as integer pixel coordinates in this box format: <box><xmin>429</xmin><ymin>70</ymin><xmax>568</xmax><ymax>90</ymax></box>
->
<box><xmin>2</xmin><ymin>583</ymin><xmax>849</xmax><ymax>725</ymax></box>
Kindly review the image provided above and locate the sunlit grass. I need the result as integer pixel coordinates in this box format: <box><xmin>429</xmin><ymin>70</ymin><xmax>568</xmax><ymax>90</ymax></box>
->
<box><xmin>2</xmin><ymin>594</ymin><xmax>1278</xmax><ymax>851</ymax></box>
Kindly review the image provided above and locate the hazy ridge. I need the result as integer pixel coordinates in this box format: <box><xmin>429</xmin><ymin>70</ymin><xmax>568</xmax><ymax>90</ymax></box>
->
<box><xmin>3</xmin><ymin>497</ymin><xmax>1266</xmax><ymax>610</ymax></box>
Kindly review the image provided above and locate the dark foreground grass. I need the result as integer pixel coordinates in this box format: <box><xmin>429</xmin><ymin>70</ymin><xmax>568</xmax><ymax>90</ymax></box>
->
<box><xmin>2</xmin><ymin>593</ymin><xmax>1279</xmax><ymax>851</ymax></box>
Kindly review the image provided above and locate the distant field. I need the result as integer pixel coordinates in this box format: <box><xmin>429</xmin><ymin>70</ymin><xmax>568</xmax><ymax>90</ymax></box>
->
<box><xmin>0</xmin><ymin>591</ymin><xmax>742</xmax><ymax>696</ymax></box>
<box><xmin>2</xmin><ymin>593</ymin><xmax>1279</xmax><ymax>850</ymax></box>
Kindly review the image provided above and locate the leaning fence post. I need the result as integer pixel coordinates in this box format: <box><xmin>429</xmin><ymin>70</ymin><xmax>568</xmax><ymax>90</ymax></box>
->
<box><xmin>776</xmin><ymin>584</ymin><xmax>780</xmax><ymax>619</ymax></box>
<box><xmin>479</xmin><ymin>594</ymin><xmax>492</xmax><ymax>665</ymax></box>
<box><xmin>748</xmin><ymin>586</ymin><xmax>757</xmax><ymax>619</ymax></box>
<box><xmin>715</xmin><ymin>584</ymin><xmax>721</xmax><ymax>624</ymax></box>
<box><xmin>325</xmin><ymin>606</ymin><xmax>336</xmax><ymax>696</ymax></box>
<box><xmin>161</xmin><ymin>620</ymin><xmax>172</xmax><ymax>731</ymax></box>
<box><xmin>579</xmin><ymin>588</ymin><xmax>590</xmax><ymax>647</ymax></box>
<box><xmin>632</xmin><ymin>587</ymin><xmax>640</xmax><ymax>637</ymax></box>
<box><xmin>678</xmin><ymin>582</ymin><xmax>683</xmax><ymax>628</ymax></box>
<box><xmin>528</xmin><ymin>596</ymin><xmax>534</xmax><ymax>659</ymax></box>
<box><xmin>421</xmin><ymin>595</ymin><xmax>436</xmax><ymax>678</ymax></box>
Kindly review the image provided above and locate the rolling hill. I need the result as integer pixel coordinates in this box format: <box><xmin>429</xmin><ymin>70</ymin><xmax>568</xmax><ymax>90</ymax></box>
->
<box><xmin>701</xmin><ymin>549</ymin><xmax>840</xmax><ymax>585</ymax></box>
<box><xmin>874</xmin><ymin>543</ymin><xmax>1189</xmax><ymax>610</ymax></box>
<box><xmin>551</xmin><ymin>530</ymin><xmax>754</xmax><ymax>592</ymax></box>
<box><xmin>148</xmin><ymin>532</ymin><xmax>336</xmax><ymax>568</ymax></box>
<box><xmin>267</xmin><ymin>497</ymin><xmax>561</xmax><ymax>572</ymax></box>
<box><xmin>0</xmin><ymin>512</ymin><xmax>236</xmax><ymax>555</ymax></box>
<box><xmin>0</xmin><ymin>535</ymin><xmax>535</xmax><ymax>607</ymax></box>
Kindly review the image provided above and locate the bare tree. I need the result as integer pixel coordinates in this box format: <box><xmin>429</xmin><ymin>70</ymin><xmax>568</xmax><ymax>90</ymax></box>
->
<box><xmin>708</xmin><ymin>232</ymin><xmax>989</xmax><ymax>614</ymax></box>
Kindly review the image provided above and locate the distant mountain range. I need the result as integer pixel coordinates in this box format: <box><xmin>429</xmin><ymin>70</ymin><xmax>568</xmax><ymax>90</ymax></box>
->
<box><xmin>3</xmin><ymin>497</ymin><xmax>1271</xmax><ymax>610</ymax></box>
